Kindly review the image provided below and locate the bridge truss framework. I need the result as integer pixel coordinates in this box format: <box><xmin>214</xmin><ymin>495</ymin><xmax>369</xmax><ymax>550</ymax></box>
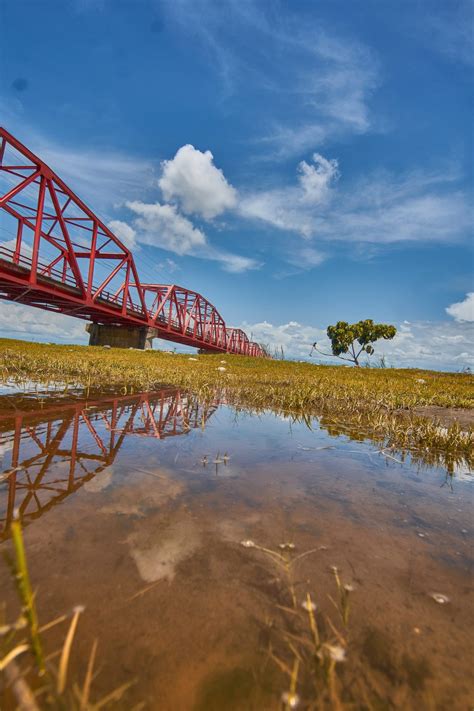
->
<box><xmin>0</xmin><ymin>127</ymin><xmax>265</xmax><ymax>357</ymax></box>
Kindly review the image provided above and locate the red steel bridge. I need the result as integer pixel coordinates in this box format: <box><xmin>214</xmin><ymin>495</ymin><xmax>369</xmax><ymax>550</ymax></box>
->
<box><xmin>0</xmin><ymin>127</ymin><xmax>265</xmax><ymax>356</ymax></box>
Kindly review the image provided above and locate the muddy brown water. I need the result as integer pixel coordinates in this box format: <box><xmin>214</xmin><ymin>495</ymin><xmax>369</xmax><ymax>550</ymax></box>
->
<box><xmin>0</xmin><ymin>387</ymin><xmax>472</xmax><ymax>710</ymax></box>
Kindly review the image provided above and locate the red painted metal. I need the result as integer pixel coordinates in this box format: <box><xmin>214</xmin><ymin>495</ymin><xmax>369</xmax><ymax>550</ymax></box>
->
<box><xmin>0</xmin><ymin>127</ymin><xmax>265</xmax><ymax>356</ymax></box>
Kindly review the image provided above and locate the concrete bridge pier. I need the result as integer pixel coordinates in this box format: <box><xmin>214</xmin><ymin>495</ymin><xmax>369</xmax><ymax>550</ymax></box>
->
<box><xmin>86</xmin><ymin>323</ymin><xmax>159</xmax><ymax>349</ymax></box>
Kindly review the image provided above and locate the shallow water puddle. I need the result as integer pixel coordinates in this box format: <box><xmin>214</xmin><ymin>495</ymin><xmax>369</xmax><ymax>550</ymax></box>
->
<box><xmin>0</xmin><ymin>387</ymin><xmax>472</xmax><ymax>709</ymax></box>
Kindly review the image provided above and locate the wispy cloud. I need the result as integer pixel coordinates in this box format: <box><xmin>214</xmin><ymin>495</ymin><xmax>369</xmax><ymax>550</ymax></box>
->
<box><xmin>288</xmin><ymin>246</ymin><xmax>327</xmax><ymax>270</ymax></box>
<box><xmin>256</xmin><ymin>32</ymin><xmax>379</xmax><ymax>158</ymax></box>
<box><xmin>315</xmin><ymin>171</ymin><xmax>470</xmax><ymax>245</ymax></box>
<box><xmin>0</xmin><ymin>105</ymin><xmax>156</xmax><ymax>218</ymax></box>
<box><xmin>157</xmin><ymin>258</ymin><xmax>181</xmax><ymax>274</ymax></box>
<box><xmin>162</xmin><ymin>0</ymin><xmax>380</xmax><ymax>158</ymax></box>
<box><xmin>30</xmin><ymin>136</ymin><xmax>155</xmax><ymax>219</ymax></box>
<box><xmin>419</xmin><ymin>0</ymin><xmax>474</xmax><ymax>66</ymax></box>
<box><xmin>241</xmin><ymin>158</ymin><xmax>470</xmax><ymax>246</ymax></box>
<box><xmin>124</xmin><ymin>200</ymin><xmax>260</xmax><ymax>273</ymax></box>
<box><xmin>240</xmin><ymin>152</ymin><xmax>339</xmax><ymax>238</ymax></box>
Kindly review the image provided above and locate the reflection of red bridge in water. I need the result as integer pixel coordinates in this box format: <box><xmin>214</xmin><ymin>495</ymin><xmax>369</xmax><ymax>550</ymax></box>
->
<box><xmin>0</xmin><ymin>127</ymin><xmax>265</xmax><ymax>356</ymax></box>
<box><xmin>0</xmin><ymin>388</ymin><xmax>218</xmax><ymax>541</ymax></box>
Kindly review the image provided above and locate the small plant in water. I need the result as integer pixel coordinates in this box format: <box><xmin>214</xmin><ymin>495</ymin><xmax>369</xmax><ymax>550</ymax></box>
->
<box><xmin>330</xmin><ymin>565</ymin><xmax>354</xmax><ymax>626</ymax></box>
<box><xmin>281</xmin><ymin>658</ymin><xmax>300</xmax><ymax>709</ymax></box>
<box><xmin>1</xmin><ymin>514</ymin><xmax>135</xmax><ymax>709</ymax></box>
<box><xmin>240</xmin><ymin>538</ymin><xmax>352</xmax><ymax>708</ymax></box>
<box><xmin>429</xmin><ymin>592</ymin><xmax>450</xmax><ymax>604</ymax></box>
<box><xmin>240</xmin><ymin>539</ymin><xmax>256</xmax><ymax>548</ymax></box>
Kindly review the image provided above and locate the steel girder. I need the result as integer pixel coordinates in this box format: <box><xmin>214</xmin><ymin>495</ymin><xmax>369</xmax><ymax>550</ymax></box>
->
<box><xmin>0</xmin><ymin>127</ymin><xmax>265</xmax><ymax>357</ymax></box>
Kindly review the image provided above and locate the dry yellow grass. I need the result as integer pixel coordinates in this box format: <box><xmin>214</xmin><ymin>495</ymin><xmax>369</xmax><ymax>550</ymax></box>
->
<box><xmin>0</xmin><ymin>338</ymin><xmax>472</xmax><ymax>466</ymax></box>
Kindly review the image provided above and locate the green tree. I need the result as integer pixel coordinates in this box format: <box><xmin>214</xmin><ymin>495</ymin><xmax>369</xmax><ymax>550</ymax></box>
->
<box><xmin>311</xmin><ymin>320</ymin><xmax>397</xmax><ymax>367</ymax></box>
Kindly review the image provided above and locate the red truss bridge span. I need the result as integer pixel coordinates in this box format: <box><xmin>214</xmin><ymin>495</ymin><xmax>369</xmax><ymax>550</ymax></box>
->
<box><xmin>0</xmin><ymin>127</ymin><xmax>265</xmax><ymax>356</ymax></box>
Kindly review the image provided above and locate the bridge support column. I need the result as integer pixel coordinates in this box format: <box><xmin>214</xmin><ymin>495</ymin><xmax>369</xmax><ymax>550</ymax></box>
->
<box><xmin>86</xmin><ymin>323</ymin><xmax>158</xmax><ymax>350</ymax></box>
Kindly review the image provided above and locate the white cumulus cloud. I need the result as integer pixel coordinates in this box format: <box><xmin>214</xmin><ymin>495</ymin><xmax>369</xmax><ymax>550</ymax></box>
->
<box><xmin>126</xmin><ymin>200</ymin><xmax>207</xmax><ymax>255</ymax></box>
<box><xmin>387</xmin><ymin>320</ymin><xmax>474</xmax><ymax>369</ymax></box>
<box><xmin>0</xmin><ymin>238</ymin><xmax>32</xmax><ymax>259</ymax></box>
<box><xmin>240</xmin><ymin>320</ymin><xmax>326</xmax><ymax>359</ymax></box>
<box><xmin>159</xmin><ymin>144</ymin><xmax>237</xmax><ymax>219</ymax></box>
<box><xmin>446</xmin><ymin>293</ymin><xmax>474</xmax><ymax>323</ymax></box>
<box><xmin>243</xmin><ymin>318</ymin><xmax>474</xmax><ymax>371</ymax></box>
<box><xmin>107</xmin><ymin>220</ymin><xmax>138</xmax><ymax>250</ymax></box>
<box><xmin>298</xmin><ymin>153</ymin><xmax>340</xmax><ymax>204</ymax></box>
<box><xmin>0</xmin><ymin>302</ymin><xmax>87</xmax><ymax>342</ymax></box>
<box><xmin>124</xmin><ymin>200</ymin><xmax>259</xmax><ymax>273</ymax></box>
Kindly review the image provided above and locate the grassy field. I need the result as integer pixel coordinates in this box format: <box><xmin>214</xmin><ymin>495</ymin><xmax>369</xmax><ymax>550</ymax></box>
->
<box><xmin>0</xmin><ymin>338</ymin><xmax>472</xmax><ymax>466</ymax></box>
<box><xmin>0</xmin><ymin>338</ymin><xmax>472</xmax><ymax>708</ymax></box>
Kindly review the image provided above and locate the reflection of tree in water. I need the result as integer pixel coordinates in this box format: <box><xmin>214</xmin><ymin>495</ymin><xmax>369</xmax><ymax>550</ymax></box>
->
<box><xmin>0</xmin><ymin>389</ymin><xmax>218</xmax><ymax>541</ymax></box>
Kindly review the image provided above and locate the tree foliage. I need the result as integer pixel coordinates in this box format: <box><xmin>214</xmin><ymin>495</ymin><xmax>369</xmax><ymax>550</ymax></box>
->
<box><xmin>312</xmin><ymin>319</ymin><xmax>397</xmax><ymax>366</ymax></box>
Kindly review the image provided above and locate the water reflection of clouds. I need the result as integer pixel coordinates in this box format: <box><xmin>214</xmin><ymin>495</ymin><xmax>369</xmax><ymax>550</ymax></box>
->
<box><xmin>0</xmin><ymin>440</ymin><xmax>12</xmax><ymax>464</ymax></box>
<box><xmin>84</xmin><ymin>467</ymin><xmax>114</xmax><ymax>493</ymax></box>
<box><xmin>451</xmin><ymin>462</ymin><xmax>473</xmax><ymax>483</ymax></box>
<box><xmin>1</xmin><ymin>384</ymin><xmax>471</xmax><ymax>552</ymax></box>
<box><xmin>0</xmin><ymin>388</ymin><xmax>218</xmax><ymax>541</ymax></box>
<box><xmin>128</xmin><ymin>518</ymin><xmax>200</xmax><ymax>583</ymax></box>
<box><xmin>99</xmin><ymin>470</ymin><xmax>183</xmax><ymax>518</ymax></box>
<box><xmin>0</xmin><ymin>389</ymin><xmax>471</xmax><ymax>708</ymax></box>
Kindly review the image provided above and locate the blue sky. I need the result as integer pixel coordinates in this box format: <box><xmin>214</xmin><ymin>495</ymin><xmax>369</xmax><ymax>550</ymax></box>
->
<box><xmin>0</xmin><ymin>0</ymin><xmax>473</xmax><ymax>368</ymax></box>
